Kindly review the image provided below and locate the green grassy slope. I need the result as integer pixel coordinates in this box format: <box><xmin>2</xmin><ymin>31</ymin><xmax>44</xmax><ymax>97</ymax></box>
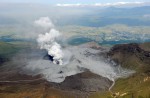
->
<box><xmin>0</xmin><ymin>41</ymin><xmax>19</xmax><ymax>56</ymax></box>
<box><xmin>0</xmin><ymin>41</ymin><xmax>23</xmax><ymax>65</ymax></box>
<box><xmin>110</xmin><ymin>43</ymin><xmax>150</xmax><ymax>98</ymax></box>
<box><xmin>89</xmin><ymin>42</ymin><xmax>150</xmax><ymax>98</ymax></box>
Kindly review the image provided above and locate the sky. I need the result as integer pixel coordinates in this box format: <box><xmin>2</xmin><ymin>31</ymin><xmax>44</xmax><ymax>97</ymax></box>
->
<box><xmin>0</xmin><ymin>0</ymin><xmax>150</xmax><ymax>4</ymax></box>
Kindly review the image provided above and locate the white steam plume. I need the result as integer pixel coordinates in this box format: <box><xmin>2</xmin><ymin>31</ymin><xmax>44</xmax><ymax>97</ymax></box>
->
<box><xmin>35</xmin><ymin>17</ymin><xmax>64</xmax><ymax>65</ymax></box>
<box><xmin>34</xmin><ymin>17</ymin><xmax>54</xmax><ymax>29</ymax></box>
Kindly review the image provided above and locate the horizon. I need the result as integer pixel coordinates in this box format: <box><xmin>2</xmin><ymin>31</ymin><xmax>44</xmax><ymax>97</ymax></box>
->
<box><xmin>0</xmin><ymin>0</ymin><xmax>150</xmax><ymax>5</ymax></box>
<box><xmin>0</xmin><ymin>1</ymin><xmax>150</xmax><ymax>7</ymax></box>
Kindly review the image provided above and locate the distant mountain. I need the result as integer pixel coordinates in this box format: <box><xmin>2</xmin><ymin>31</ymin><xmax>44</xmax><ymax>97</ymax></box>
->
<box><xmin>56</xmin><ymin>6</ymin><xmax>150</xmax><ymax>27</ymax></box>
<box><xmin>0</xmin><ymin>3</ymin><xmax>150</xmax><ymax>27</ymax></box>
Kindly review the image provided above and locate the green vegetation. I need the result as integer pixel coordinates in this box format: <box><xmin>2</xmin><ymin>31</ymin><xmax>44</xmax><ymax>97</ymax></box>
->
<box><xmin>89</xmin><ymin>43</ymin><xmax>150</xmax><ymax>98</ymax></box>
<box><xmin>59</xmin><ymin>24</ymin><xmax>150</xmax><ymax>37</ymax></box>
<box><xmin>0</xmin><ymin>41</ymin><xmax>19</xmax><ymax>56</ymax></box>
<box><xmin>110</xmin><ymin>43</ymin><xmax>150</xmax><ymax>97</ymax></box>
<box><xmin>112</xmin><ymin>74</ymin><xmax>150</xmax><ymax>98</ymax></box>
<box><xmin>0</xmin><ymin>41</ymin><xmax>31</xmax><ymax>66</ymax></box>
<box><xmin>0</xmin><ymin>41</ymin><xmax>20</xmax><ymax>66</ymax></box>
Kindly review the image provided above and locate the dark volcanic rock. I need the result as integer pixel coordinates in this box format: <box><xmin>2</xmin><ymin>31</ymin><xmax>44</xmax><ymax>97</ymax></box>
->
<box><xmin>109</xmin><ymin>43</ymin><xmax>144</xmax><ymax>54</ymax></box>
<box><xmin>108</xmin><ymin>43</ymin><xmax>150</xmax><ymax>75</ymax></box>
<box><xmin>50</xmin><ymin>71</ymin><xmax>113</xmax><ymax>92</ymax></box>
<box><xmin>0</xmin><ymin>70</ymin><xmax>113</xmax><ymax>93</ymax></box>
<box><xmin>0</xmin><ymin>56</ymin><xmax>8</xmax><ymax>65</ymax></box>
<box><xmin>108</xmin><ymin>43</ymin><xmax>150</xmax><ymax>63</ymax></box>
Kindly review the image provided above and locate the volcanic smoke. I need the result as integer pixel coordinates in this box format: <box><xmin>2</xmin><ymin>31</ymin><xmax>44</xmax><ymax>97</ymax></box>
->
<box><xmin>35</xmin><ymin>17</ymin><xmax>64</xmax><ymax>65</ymax></box>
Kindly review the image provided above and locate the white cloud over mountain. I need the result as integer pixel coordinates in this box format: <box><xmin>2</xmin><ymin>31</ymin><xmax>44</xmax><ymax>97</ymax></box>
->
<box><xmin>56</xmin><ymin>2</ymin><xmax>147</xmax><ymax>7</ymax></box>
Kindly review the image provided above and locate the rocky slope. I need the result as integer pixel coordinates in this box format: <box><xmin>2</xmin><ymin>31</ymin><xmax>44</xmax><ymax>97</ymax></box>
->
<box><xmin>108</xmin><ymin>43</ymin><xmax>150</xmax><ymax>74</ymax></box>
<box><xmin>51</xmin><ymin>71</ymin><xmax>112</xmax><ymax>92</ymax></box>
<box><xmin>107</xmin><ymin>42</ymin><xmax>150</xmax><ymax>98</ymax></box>
<box><xmin>0</xmin><ymin>70</ymin><xmax>112</xmax><ymax>98</ymax></box>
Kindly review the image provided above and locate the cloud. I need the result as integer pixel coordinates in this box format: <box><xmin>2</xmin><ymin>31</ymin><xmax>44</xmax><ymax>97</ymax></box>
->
<box><xmin>34</xmin><ymin>17</ymin><xmax>54</xmax><ymax>29</ymax></box>
<box><xmin>56</xmin><ymin>2</ymin><xmax>145</xmax><ymax>7</ymax></box>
